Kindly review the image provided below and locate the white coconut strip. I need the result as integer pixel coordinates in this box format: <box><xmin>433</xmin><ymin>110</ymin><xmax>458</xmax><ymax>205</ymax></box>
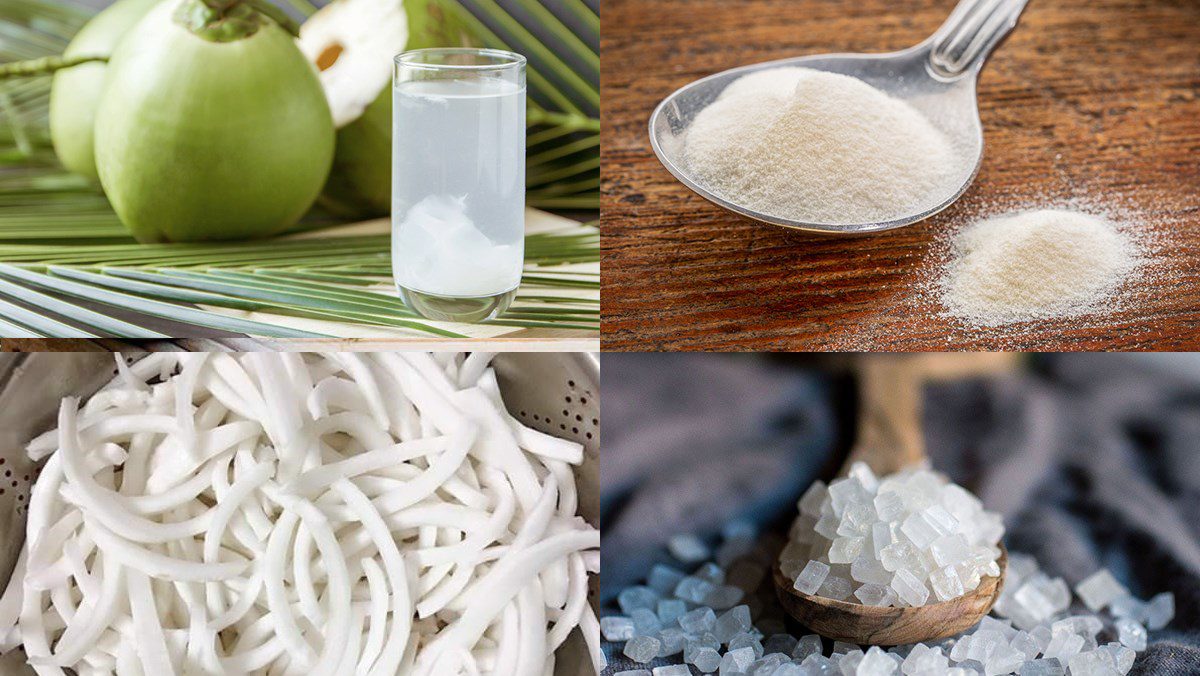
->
<box><xmin>413</xmin><ymin>529</ymin><xmax>599</xmax><ymax>675</ymax></box>
<box><xmin>283</xmin><ymin>437</ymin><xmax>448</xmax><ymax>497</ymax></box>
<box><xmin>331</xmin><ymin>353</ymin><xmax>391</xmax><ymax>432</ymax></box>
<box><xmin>490</xmin><ymin>602</ymin><xmax>520</xmax><ymax>675</ymax></box>
<box><xmin>198</xmin><ymin>369</ymin><xmax>260</xmax><ymax>424</ymax></box>
<box><xmin>47</xmin><ymin>586</ymin><xmax>76</xmax><ymax>626</ymax></box>
<box><xmin>261</xmin><ymin>510</ymin><xmax>314</xmax><ymax>668</ymax></box>
<box><xmin>579</xmin><ymin>604</ymin><xmax>606</xmax><ymax>675</ymax></box>
<box><xmin>208</xmin><ymin>569</ymin><xmax>262</xmax><ymax>633</ymax></box>
<box><xmin>172</xmin><ymin>353</ymin><xmax>210</xmax><ymax>458</ymax></box>
<box><xmin>288</xmin><ymin>498</ymin><xmax>352</xmax><ymax>676</ymax></box>
<box><xmin>291</xmin><ymin>524</ymin><xmax>324</xmax><ymax>627</ymax></box>
<box><xmin>202</xmin><ymin>462</ymin><xmax>273</xmax><ymax>563</ymax></box>
<box><xmin>547</xmin><ymin>460</ymin><xmax>578</xmax><ymax>518</ymax></box>
<box><xmin>399</xmin><ymin>353</ymin><xmax>460</xmax><ymax>401</ymax></box>
<box><xmin>511</xmin><ymin>421</ymin><xmax>585</xmax><ymax>464</ymax></box>
<box><xmin>545</xmin><ymin>554</ymin><xmax>588</xmax><ymax>653</ymax></box>
<box><xmin>83</xmin><ymin>517</ymin><xmax>246</xmax><ymax>583</ymax></box>
<box><xmin>24</xmin><ymin>512</ymin><xmax>83</xmax><ymax>590</ymax></box>
<box><xmin>373</xmin><ymin>353</ymin><xmax>465</xmax><ymax>436</ymax></box>
<box><xmin>221</xmin><ymin>634</ymin><xmax>284</xmax><ymax>674</ymax></box>
<box><xmin>46</xmin><ymin>555</ymin><xmax>124</xmax><ymax>667</ymax></box>
<box><xmin>450</xmin><ymin>388</ymin><xmax>541</xmax><ymax>512</ymax></box>
<box><xmin>0</xmin><ymin>546</ymin><xmax>27</xmax><ymax>637</ymax></box>
<box><xmin>514</xmin><ymin>581</ymin><xmax>547</xmax><ymax>676</ymax></box>
<box><xmin>126</xmin><ymin>570</ymin><xmax>174</xmax><ymax>676</ymax></box>
<box><xmin>306</xmin><ymin>376</ymin><xmax>366</xmax><ymax>420</ymax></box>
<box><xmin>335</xmin><ymin>604</ymin><xmax>366</xmax><ymax>676</ymax></box>
<box><xmin>126</xmin><ymin>457</ymin><xmax>223</xmax><ymax>514</ymax></box>
<box><xmin>331</xmin><ymin>480</ymin><xmax>413</xmax><ymax>676</ymax></box>
<box><xmin>248</xmin><ymin>354</ymin><xmax>306</xmax><ymax>482</ymax></box>
<box><xmin>367</xmin><ymin>357</ymin><xmax>420</xmax><ymax>442</ymax></box>
<box><xmin>209</xmin><ymin>354</ymin><xmax>268</xmax><ymax>420</ymax></box>
<box><xmin>457</xmin><ymin>353</ymin><xmax>494</xmax><ymax>390</ymax></box>
<box><xmin>146</xmin><ymin>421</ymin><xmax>262</xmax><ymax>492</ymax></box>
<box><xmin>366</xmin><ymin>429</ymin><xmax>476</xmax><ymax>515</ymax></box>
<box><xmin>113</xmin><ymin>354</ymin><xmax>150</xmax><ymax>394</ymax></box>
<box><xmin>356</xmin><ymin>557</ymin><xmax>388</xmax><ymax>676</ymax></box>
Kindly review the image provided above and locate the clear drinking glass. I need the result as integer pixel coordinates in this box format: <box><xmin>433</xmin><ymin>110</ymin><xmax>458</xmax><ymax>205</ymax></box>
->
<box><xmin>392</xmin><ymin>48</ymin><xmax>527</xmax><ymax>323</ymax></box>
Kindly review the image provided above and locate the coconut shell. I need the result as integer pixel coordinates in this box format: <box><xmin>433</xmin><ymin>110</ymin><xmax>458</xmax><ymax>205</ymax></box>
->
<box><xmin>94</xmin><ymin>0</ymin><xmax>335</xmax><ymax>243</ymax></box>
<box><xmin>48</xmin><ymin>0</ymin><xmax>159</xmax><ymax>181</ymax></box>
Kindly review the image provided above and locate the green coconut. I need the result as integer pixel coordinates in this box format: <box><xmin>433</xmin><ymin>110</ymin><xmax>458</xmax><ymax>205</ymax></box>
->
<box><xmin>298</xmin><ymin>0</ymin><xmax>474</xmax><ymax>218</ymax></box>
<box><xmin>48</xmin><ymin>0</ymin><xmax>159</xmax><ymax>181</ymax></box>
<box><xmin>94</xmin><ymin>0</ymin><xmax>335</xmax><ymax>243</ymax></box>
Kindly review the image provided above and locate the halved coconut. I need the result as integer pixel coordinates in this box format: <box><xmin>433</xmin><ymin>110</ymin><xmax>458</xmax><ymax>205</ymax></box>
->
<box><xmin>298</xmin><ymin>0</ymin><xmax>476</xmax><ymax>217</ymax></box>
<box><xmin>298</xmin><ymin>0</ymin><xmax>407</xmax><ymax>129</ymax></box>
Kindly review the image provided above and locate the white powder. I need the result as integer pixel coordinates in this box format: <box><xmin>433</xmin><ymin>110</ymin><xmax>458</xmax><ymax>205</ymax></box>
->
<box><xmin>683</xmin><ymin>67</ymin><xmax>963</xmax><ymax>225</ymax></box>
<box><xmin>940</xmin><ymin>209</ymin><xmax>1139</xmax><ymax>325</ymax></box>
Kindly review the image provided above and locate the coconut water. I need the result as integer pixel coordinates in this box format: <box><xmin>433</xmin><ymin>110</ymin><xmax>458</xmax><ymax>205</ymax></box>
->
<box><xmin>392</xmin><ymin>76</ymin><xmax>525</xmax><ymax>322</ymax></box>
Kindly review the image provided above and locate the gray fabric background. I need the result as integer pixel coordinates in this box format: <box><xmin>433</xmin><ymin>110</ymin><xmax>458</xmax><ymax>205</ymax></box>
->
<box><xmin>601</xmin><ymin>354</ymin><xmax>1200</xmax><ymax>675</ymax></box>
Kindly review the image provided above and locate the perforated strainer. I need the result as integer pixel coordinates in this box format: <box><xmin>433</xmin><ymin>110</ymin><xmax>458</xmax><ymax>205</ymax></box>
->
<box><xmin>0</xmin><ymin>352</ymin><xmax>600</xmax><ymax>676</ymax></box>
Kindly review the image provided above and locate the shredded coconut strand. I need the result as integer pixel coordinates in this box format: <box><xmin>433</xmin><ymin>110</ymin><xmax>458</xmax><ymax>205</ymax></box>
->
<box><xmin>683</xmin><ymin>67</ymin><xmax>964</xmax><ymax>225</ymax></box>
<box><xmin>940</xmin><ymin>209</ymin><xmax>1139</xmax><ymax>325</ymax></box>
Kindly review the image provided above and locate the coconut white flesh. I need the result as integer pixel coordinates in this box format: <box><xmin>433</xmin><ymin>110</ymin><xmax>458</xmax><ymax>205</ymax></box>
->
<box><xmin>298</xmin><ymin>0</ymin><xmax>409</xmax><ymax>128</ymax></box>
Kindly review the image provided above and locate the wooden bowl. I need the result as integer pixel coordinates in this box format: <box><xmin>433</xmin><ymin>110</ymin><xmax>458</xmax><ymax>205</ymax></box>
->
<box><xmin>773</xmin><ymin>545</ymin><xmax>1007</xmax><ymax>646</ymax></box>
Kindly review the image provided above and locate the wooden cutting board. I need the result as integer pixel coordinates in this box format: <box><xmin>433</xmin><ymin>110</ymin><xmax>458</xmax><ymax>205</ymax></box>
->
<box><xmin>601</xmin><ymin>0</ymin><xmax>1200</xmax><ymax>351</ymax></box>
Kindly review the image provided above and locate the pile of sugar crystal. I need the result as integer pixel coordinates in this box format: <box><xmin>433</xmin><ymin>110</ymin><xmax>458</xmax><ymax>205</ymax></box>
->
<box><xmin>783</xmin><ymin>463</ymin><xmax>1004</xmax><ymax>608</ymax></box>
<box><xmin>603</xmin><ymin>520</ymin><xmax>1174</xmax><ymax>675</ymax></box>
<box><xmin>940</xmin><ymin>209</ymin><xmax>1139</xmax><ymax>326</ymax></box>
<box><xmin>682</xmin><ymin>67</ymin><xmax>964</xmax><ymax>225</ymax></box>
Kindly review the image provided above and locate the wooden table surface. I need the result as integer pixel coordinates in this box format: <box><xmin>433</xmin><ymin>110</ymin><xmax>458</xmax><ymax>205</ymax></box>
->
<box><xmin>601</xmin><ymin>0</ymin><xmax>1200</xmax><ymax>351</ymax></box>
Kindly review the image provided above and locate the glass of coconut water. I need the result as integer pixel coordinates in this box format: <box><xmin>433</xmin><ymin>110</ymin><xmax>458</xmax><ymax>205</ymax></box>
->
<box><xmin>392</xmin><ymin>48</ymin><xmax>527</xmax><ymax>323</ymax></box>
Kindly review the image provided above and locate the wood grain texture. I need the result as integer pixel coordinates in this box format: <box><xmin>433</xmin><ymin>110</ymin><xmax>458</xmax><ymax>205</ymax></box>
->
<box><xmin>773</xmin><ymin>545</ymin><xmax>1007</xmax><ymax>645</ymax></box>
<box><xmin>601</xmin><ymin>0</ymin><xmax>1200</xmax><ymax>351</ymax></box>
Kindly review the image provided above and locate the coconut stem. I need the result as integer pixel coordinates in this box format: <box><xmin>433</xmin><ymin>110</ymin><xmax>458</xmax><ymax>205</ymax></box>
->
<box><xmin>0</xmin><ymin>55</ymin><xmax>108</xmax><ymax>80</ymax></box>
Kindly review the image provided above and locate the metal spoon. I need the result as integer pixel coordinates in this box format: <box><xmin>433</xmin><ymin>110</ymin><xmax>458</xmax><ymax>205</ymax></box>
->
<box><xmin>648</xmin><ymin>0</ymin><xmax>1029</xmax><ymax>235</ymax></box>
<box><xmin>773</xmin><ymin>355</ymin><xmax>1018</xmax><ymax>645</ymax></box>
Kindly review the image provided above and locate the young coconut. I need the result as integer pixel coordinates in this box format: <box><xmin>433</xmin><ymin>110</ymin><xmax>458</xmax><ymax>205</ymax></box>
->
<box><xmin>298</xmin><ymin>0</ymin><xmax>473</xmax><ymax>218</ymax></box>
<box><xmin>94</xmin><ymin>0</ymin><xmax>335</xmax><ymax>242</ymax></box>
<box><xmin>49</xmin><ymin>0</ymin><xmax>160</xmax><ymax>180</ymax></box>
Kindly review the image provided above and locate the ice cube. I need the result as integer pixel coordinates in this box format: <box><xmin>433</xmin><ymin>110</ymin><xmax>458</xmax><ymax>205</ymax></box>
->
<box><xmin>874</xmin><ymin>491</ymin><xmax>905</xmax><ymax>523</ymax></box>
<box><xmin>624</xmin><ymin>635</ymin><xmax>661</xmax><ymax>663</ymax></box>
<box><xmin>706</xmin><ymin>585</ymin><xmax>746</xmax><ymax>610</ymax></box>
<box><xmin>648</xmin><ymin>564</ymin><xmax>686</xmax><ymax>596</ymax></box>
<box><xmin>619</xmin><ymin>586</ymin><xmax>661</xmax><ymax>614</ymax></box>
<box><xmin>1145</xmin><ymin>591</ymin><xmax>1174</xmax><ymax>630</ymax></box>
<box><xmin>817</xmin><ymin>575</ymin><xmax>853</xmax><ymax>601</ymax></box>
<box><xmin>658</xmin><ymin>627</ymin><xmax>687</xmax><ymax>657</ymax></box>
<box><xmin>679</xmin><ymin>607</ymin><xmax>718</xmax><ymax>634</ymax></box>
<box><xmin>675</xmin><ymin>576</ymin><xmax>717</xmax><ymax>604</ymax></box>
<box><xmin>858</xmin><ymin>646</ymin><xmax>896</xmax><ymax>675</ymax></box>
<box><xmin>1114</xmin><ymin>618</ymin><xmax>1146</xmax><ymax>651</ymax></box>
<box><xmin>669</xmin><ymin>533</ymin><xmax>711</xmax><ymax>563</ymax></box>
<box><xmin>715</xmin><ymin>605</ymin><xmax>753</xmax><ymax>643</ymax></box>
<box><xmin>829</xmin><ymin>536</ymin><xmax>865</xmax><ymax>564</ymax></box>
<box><xmin>793</xmin><ymin>634</ymin><xmax>823</xmax><ymax>661</ymax></box>
<box><xmin>1100</xmin><ymin>642</ymin><xmax>1134</xmax><ymax>675</ymax></box>
<box><xmin>631</xmin><ymin>608</ymin><xmax>662</xmax><ymax>636</ymax></box>
<box><xmin>901</xmin><ymin>512</ymin><xmax>941</xmax><ymax>549</ymax></box>
<box><xmin>1074</xmin><ymin>570</ymin><xmax>1129</xmax><ymax>612</ymax></box>
<box><xmin>929</xmin><ymin>566</ymin><xmax>965</xmax><ymax>602</ymax></box>
<box><xmin>1067</xmin><ymin>650</ymin><xmax>1119</xmax><ymax>676</ymax></box>
<box><xmin>890</xmin><ymin>569</ymin><xmax>929</xmax><ymax>607</ymax></box>
<box><xmin>852</xmin><ymin>557</ymin><xmax>893</xmax><ymax>586</ymax></box>
<box><xmin>930</xmin><ymin>535</ymin><xmax>970</xmax><ymax>567</ymax></box>
<box><xmin>798</xmin><ymin>481</ymin><xmax>828</xmax><ymax>516</ymax></box>
<box><xmin>601</xmin><ymin>615</ymin><xmax>635</xmax><ymax>641</ymax></box>
<box><xmin>854</xmin><ymin>583</ymin><xmax>893</xmax><ymax>606</ymax></box>
<box><xmin>690</xmin><ymin>646</ymin><xmax>722</xmax><ymax>673</ymax></box>
<box><xmin>658</xmin><ymin>599</ymin><xmax>687</xmax><ymax>625</ymax></box>
<box><xmin>1017</xmin><ymin>658</ymin><xmax>1065</xmax><ymax>676</ymax></box>
<box><xmin>794</xmin><ymin>560</ymin><xmax>831</xmax><ymax>596</ymax></box>
<box><xmin>728</xmin><ymin>632</ymin><xmax>764</xmax><ymax>659</ymax></box>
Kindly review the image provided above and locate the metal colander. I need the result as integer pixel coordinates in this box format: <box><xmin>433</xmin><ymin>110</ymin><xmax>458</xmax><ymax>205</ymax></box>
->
<box><xmin>0</xmin><ymin>352</ymin><xmax>600</xmax><ymax>675</ymax></box>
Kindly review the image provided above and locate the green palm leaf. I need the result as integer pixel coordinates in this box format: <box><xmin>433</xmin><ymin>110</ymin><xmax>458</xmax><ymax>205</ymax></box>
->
<box><xmin>0</xmin><ymin>0</ymin><xmax>598</xmax><ymax>339</ymax></box>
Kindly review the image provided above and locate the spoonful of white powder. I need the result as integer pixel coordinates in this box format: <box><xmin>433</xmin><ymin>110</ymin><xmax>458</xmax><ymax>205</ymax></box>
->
<box><xmin>649</xmin><ymin>0</ymin><xmax>1030</xmax><ymax>233</ymax></box>
<box><xmin>683</xmin><ymin>67</ymin><xmax>963</xmax><ymax>227</ymax></box>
